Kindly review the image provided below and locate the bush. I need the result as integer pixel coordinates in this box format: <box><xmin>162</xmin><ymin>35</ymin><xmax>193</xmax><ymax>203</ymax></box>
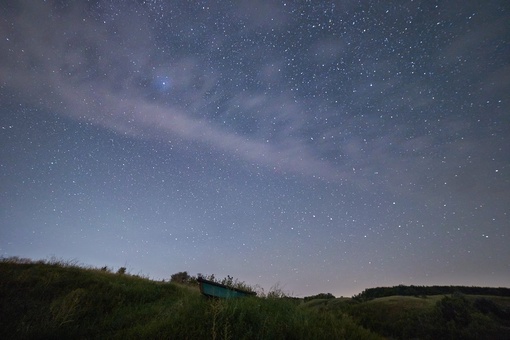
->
<box><xmin>170</xmin><ymin>271</ymin><xmax>191</xmax><ymax>284</ymax></box>
<box><xmin>304</xmin><ymin>293</ymin><xmax>336</xmax><ymax>302</ymax></box>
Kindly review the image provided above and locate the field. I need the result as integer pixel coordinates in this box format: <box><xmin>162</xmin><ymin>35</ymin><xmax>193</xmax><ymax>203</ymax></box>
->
<box><xmin>1</xmin><ymin>257</ymin><xmax>509</xmax><ymax>339</ymax></box>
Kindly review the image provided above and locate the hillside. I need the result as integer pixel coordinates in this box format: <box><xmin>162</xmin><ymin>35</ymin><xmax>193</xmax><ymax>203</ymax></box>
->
<box><xmin>304</xmin><ymin>294</ymin><xmax>510</xmax><ymax>339</ymax></box>
<box><xmin>1</xmin><ymin>257</ymin><xmax>509</xmax><ymax>339</ymax></box>
<box><xmin>0</xmin><ymin>258</ymin><xmax>379</xmax><ymax>339</ymax></box>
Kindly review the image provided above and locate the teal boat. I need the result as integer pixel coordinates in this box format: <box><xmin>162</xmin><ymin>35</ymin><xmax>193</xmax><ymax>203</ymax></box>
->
<box><xmin>197</xmin><ymin>277</ymin><xmax>256</xmax><ymax>299</ymax></box>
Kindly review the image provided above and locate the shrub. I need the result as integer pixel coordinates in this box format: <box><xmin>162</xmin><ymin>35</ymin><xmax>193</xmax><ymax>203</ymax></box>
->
<box><xmin>304</xmin><ymin>292</ymin><xmax>336</xmax><ymax>302</ymax></box>
<box><xmin>170</xmin><ymin>271</ymin><xmax>191</xmax><ymax>284</ymax></box>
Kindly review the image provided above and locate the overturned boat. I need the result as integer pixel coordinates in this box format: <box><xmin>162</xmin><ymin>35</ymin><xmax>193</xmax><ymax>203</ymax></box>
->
<box><xmin>197</xmin><ymin>277</ymin><xmax>257</xmax><ymax>299</ymax></box>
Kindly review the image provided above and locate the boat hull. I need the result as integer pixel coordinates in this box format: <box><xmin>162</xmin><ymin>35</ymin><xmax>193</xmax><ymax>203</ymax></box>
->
<box><xmin>197</xmin><ymin>278</ymin><xmax>256</xmax><ymax>299</ymax></box>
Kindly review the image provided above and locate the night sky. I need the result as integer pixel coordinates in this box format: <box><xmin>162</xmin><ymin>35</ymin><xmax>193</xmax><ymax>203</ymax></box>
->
<box><xmin>1</xmin><ymin>0</ymin><xmax>509</xmax><ymax>297</ymax></box>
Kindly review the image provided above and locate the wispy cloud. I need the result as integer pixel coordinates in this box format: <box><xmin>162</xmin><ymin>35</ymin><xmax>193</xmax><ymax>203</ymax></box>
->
<box><xmin>1</xmin><ymin>1</ymin><xmax>347</xmax><ymax>182</ymax></box>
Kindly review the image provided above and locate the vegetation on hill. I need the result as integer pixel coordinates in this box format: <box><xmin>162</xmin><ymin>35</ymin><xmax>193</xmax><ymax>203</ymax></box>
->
<box><xmin>0</xmin><ymin>257</ymin><xmax>379</xmax><ymax>339</ymax></box>
<box><xmin>353</xmin><ymin>284</ymin><xmax>510</xmax><ymax>301</ymax></box>
<box><xmin>1</xmin><ymin>256</ymin><xmax>509</xmax><ymax>339</ymax></box>
<box><xmin>309</xmin><ymin>293</ymin><xmax>510</xmax><ymax>339</ymax></box>
<box><xmin>170</xmin><ymin>271</ymin><xmax>256</xmax><ymax>294</ymax></box>
<box><xmin>303</xmin><ymin>292</ymin><xmax>336</xmax><ymax>302</ymax></box>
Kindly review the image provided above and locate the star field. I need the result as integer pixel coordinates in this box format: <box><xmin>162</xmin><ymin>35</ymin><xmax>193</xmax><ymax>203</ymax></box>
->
<box><xmin>0</xmin><ymin>0</ymin><xmax>509</xmax><ymax>297</ymax></box>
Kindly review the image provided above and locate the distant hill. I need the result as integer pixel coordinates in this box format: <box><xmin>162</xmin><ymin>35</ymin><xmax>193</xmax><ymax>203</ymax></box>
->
<box><xmin>354</xmin><ymin>285</ymin><xmax>510</xmax><ymax>301</ymax></box>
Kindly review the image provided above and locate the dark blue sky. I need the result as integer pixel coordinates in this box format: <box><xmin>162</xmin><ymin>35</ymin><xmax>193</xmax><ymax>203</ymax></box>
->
<box><xmin>1</xmin><ymin>0</ymin><xmax>509</xmax><ymax>297</ymax></box>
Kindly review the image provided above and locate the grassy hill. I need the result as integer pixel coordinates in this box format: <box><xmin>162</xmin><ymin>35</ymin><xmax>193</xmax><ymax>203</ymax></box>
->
<box><xmin>0</xmin><ymin>258</ymin><xmax>379</xmax><ymax>339</ymax></box>
<box><xmin>1</xmin><ymin>257</ymin><xmax>509</xmax><ymax>339</ymax></box>
<box><xmin>304</xmin><ymin>294</ymin><xmax>510</xmax><ymax>339</ymax></box>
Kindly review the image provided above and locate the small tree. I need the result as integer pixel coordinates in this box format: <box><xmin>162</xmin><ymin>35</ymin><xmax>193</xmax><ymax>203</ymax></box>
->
<box><xmin>117</xmin><ymin>267</ymin><xmax>126</xmax><ymax>275</ymax></box>
<box><xmin>170</xmin><ymin>271</ymin><xmax>191</xmax><ymax>284</ymax></box>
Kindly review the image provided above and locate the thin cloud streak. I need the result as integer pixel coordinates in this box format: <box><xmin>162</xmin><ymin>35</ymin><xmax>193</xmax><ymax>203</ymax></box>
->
<box><xmin>1</xmin><ymin>2</ymin><xmax>346</xmax><ymax>182</ymax></box>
